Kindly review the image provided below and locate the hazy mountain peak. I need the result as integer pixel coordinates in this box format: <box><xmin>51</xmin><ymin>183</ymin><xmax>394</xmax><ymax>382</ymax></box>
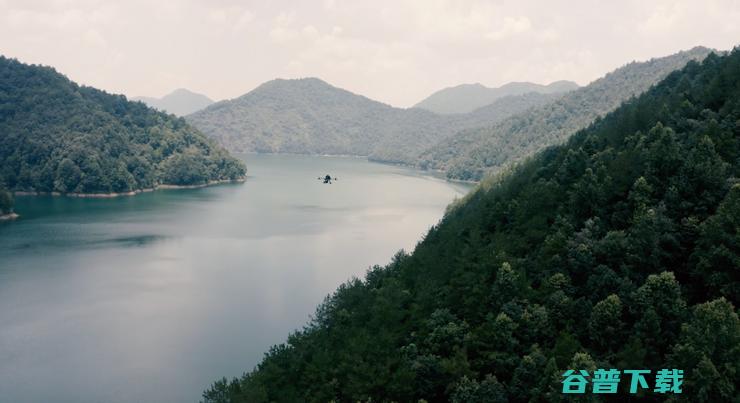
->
<box><xmin>253</xmin><ymin>77</ymin><xmax>337</xmax><ymax>92</ymax></box>
<box><xmin>134</xmin><ymin>88</ymin><xmax>213</xmax><ymax>116</ymax></box>
<box><xmin>222</xmin><ymin>77</ymin><xmax>388</xmax><ymax>111</ymax></box>
<box><xmin>169</xmin><ymin>88</ymin><xmax>198</xmax><ymax>96</ymax></box>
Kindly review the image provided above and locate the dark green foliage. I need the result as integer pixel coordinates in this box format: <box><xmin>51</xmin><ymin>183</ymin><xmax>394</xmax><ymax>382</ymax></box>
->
<box><xmin>0</xmin><ymin>56</ymin><xmax>245</xmax><ymax>194</ymax></box>
<box><xmin>203</xmin><ymin>50</ymin><xmax>740</xmax><ymax>402</ymax></box>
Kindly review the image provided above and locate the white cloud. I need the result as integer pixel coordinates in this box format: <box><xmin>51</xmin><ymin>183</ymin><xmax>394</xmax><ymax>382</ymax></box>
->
<box><xmin>82</xmin><ymin>28</ymin><xmax>106</xmax><ymax>47</ymax></box>
<box><xmin>208</xmin><ymin>6</ymin><xmax>254</xmax><ymax>32</ymax></box>
<box><xmin>485</xmin><ymin>16</ymin><xmax>532</xmax><ymax>41</ymax></box>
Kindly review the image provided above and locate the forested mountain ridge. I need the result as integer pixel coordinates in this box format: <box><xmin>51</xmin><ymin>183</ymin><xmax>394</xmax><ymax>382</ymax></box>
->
<box><xmin>202</xmin><ymin>48</ymin><xmax>740</xmax><ymax>403</ymax></box>
<box><xmin>0</xmin><ymin>56</ymin><xmax>245</xmax><ymax>195</ymax></box>
<box><xmin>419</xmin><ymin>46</ymin><xmax>714</xmax><ymax>181</ymax></box>
<box><xmin>186</xmin><ymin>78</ymin><xmax>562</xmax><ymax>164</ymax></box>
<box><xmin>134</xmin><ymin>88</ymin><xmax>214</xmax><ymax>116</ymax></box>
<box><xmin>413</xmin><ymin>80</ymin><xmax>579</xmax><ymax>114</ymax></box>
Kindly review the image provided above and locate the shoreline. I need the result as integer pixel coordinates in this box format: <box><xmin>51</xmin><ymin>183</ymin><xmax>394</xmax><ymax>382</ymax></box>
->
<box><xmin>0</xmin><ymin>212</ymin><xmax>19</xmax><ymax>221</ymax></box>
<box><xmin>13</xmin><ymin>178</ymin><xmax>246</xmax><ymax>199</ymax></box>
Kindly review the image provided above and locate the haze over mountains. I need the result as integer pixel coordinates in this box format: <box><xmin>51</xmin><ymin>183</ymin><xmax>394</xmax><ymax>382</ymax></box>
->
<box><xmin>413</xmin><ymin>80</ymin><xmax>579</xmax><ymax>114</ymax></box>
<box><xmin>134</xmin><ymin>88</ymin><xmax>213</xmax><ymax>116</ymax></box>
<box><xmin>186</xmin><ymin>78</ymin><xmax>562</xmax><ymax>164</ymax></box>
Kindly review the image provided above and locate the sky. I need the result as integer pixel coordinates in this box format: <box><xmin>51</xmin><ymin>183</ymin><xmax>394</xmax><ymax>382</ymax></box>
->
<box><xmin>1</xmin><ymin>0</ymin><xmax>739</xmax><ymax>108</ymax></box>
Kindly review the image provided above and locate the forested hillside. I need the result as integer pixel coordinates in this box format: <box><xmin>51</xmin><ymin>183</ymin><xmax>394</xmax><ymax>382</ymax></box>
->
<box><xmin>186</xmin><ymin>78</ymin><xmax>567</xmax><ymax>164</ymax></box>
<box><xmin>0</xmin><ymin>57</ymin><xmax>245</xmax><ymax>194</ymax></box>
<box><xmin>420</xmin><ymin>47</ymin><xmax>713</xmax><ymax>180</ymax></box>
<box><xmin>202</xmin><ymin>49</ymin><xmax>740</xmax><ymax>402</ymax></box>
<box><xmin>413</xmin><ymin>80</ymin><xmax>578</xmax><ymax>114</ymax></box>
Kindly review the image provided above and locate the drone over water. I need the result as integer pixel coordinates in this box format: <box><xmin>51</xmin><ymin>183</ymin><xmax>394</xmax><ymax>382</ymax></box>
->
<box><xmin>317</xmin><ymin>174</ymin><xmax>338</xmax><ymax>184</ymax></box>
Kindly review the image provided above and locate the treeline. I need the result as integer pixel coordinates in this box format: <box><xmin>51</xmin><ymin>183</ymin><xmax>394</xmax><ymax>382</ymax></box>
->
<box><xmin>202</xmin><ymin>49</ymin><xmax>740</xmax><ymax>402</ymax></box>
<box><xmin>0</xmin><ymin>56</ymin><xmax>245</xmax><ymax>194</ymax></box>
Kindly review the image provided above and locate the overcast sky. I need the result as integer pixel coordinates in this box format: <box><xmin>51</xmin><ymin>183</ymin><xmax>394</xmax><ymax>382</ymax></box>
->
<box><xmin>1</xmin><ymin>0</ymin><xmax>739</xmax><ymax>107</ymax></box>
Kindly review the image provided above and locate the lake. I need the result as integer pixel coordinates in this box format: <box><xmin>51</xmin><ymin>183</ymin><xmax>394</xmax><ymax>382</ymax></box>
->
<box><xmin>0</xmin><ymin>154</ymin><xmax>472</xmax><ymax>403</ymax></box>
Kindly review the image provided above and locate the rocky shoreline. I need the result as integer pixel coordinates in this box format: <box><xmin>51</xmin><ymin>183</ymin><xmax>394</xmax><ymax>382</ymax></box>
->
<box><xmin>13</xmin><ymin>178</ymin><xmax>246</xmax><ymax>199</ymax></box>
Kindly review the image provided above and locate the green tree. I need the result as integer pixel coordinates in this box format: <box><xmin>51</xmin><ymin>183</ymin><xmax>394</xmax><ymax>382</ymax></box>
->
<box><xmin>691</xmin><ymin>184</ymin><xmax>740</xmax><ymax>305</ymax></box>
<box><xmin>54</xmin><ymin>158</ymin><xmax>82</xmax><ymax>193</ymax></box>
<box><xmin>668</xmin><ymin>298</ymin><xmax>739</xmax><ymax>402</ymax></box>
<box><xmin>588</xmin><ymin>294</ymin><xmax>623</xmax><ymax>352</ymax></box>
<box><xmin>451</xmin><ymin>375</ymin><xmax>507</xmax><ymax>403</ymax></box>
<box><xmin>491</xmin><ymin>262</ymin><xmax>521</xmax><ymax>309</ymax></box>
<box><xmin>632</xmin><ymin>272</ymin><xmax>687</xmax><ymax>361</ymax></box>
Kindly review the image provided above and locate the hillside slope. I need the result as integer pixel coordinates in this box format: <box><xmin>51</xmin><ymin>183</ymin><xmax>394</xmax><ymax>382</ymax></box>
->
<box><xmin>0</xmin><ymin>57</ymin><xmax>245</xmax><ymax>194</ymax></box>
<box><xmin>134</xmin><ymin>88</ymin><xmax>214</xmax><ymax>116</ymax></box>
<box><xmin>413</xmin><ymin>80</ymin><xmax>578</xmax><ymax>114</ymax></box>
<box><xmin>203</xmin><ymin>49</ymin><xmax>740</xmax><ymax>402</ymax></box>
<box><xmin>420</xmin><ymin>47</ymin><xmax>714</xmax><ymax>180</ymax></box>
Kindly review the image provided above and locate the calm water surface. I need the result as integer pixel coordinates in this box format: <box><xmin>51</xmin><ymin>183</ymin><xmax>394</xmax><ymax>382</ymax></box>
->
<box><xmin>0</xmin><ymin>154</ymin><xmax>471</xmax><ymax>403</ymax></box>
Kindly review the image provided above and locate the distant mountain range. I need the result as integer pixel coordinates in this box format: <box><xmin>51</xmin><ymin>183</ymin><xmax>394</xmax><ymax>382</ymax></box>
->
<box><xmin>134</xmin><ymin>88</ymin><xmax>214</xmax><ymax>116</ymax></box>
<box><xmin>186</xmin><ymin>78</ymin><xmax>561</xmax><ymax>164</ymax></box>
<box><xmin>418</xmin><ymin>46</ymin><xmax>714</xmax><ymax>180</ymax></box>
<box><xmin>413</xmin><ymin>80</ymin><xmax>579</xmax><ymax>114</ymax></box>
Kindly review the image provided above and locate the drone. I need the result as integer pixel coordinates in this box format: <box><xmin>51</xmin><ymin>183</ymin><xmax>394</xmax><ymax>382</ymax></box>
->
<box><xmin>317</xmin><ymin>174</ymin><xmax>338</xmax><ymax>184</ymax></box>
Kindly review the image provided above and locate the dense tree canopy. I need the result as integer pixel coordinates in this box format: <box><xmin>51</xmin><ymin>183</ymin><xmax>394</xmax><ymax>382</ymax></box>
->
<box><xmin>203</xmin><ymin>49</ymin><xmax>740</xmax><ymax>402</ymax></box>
<box><xmin>0</xmin><ymin>56</ymin><xmax>245</xmax><ymax>194</ymax></box>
